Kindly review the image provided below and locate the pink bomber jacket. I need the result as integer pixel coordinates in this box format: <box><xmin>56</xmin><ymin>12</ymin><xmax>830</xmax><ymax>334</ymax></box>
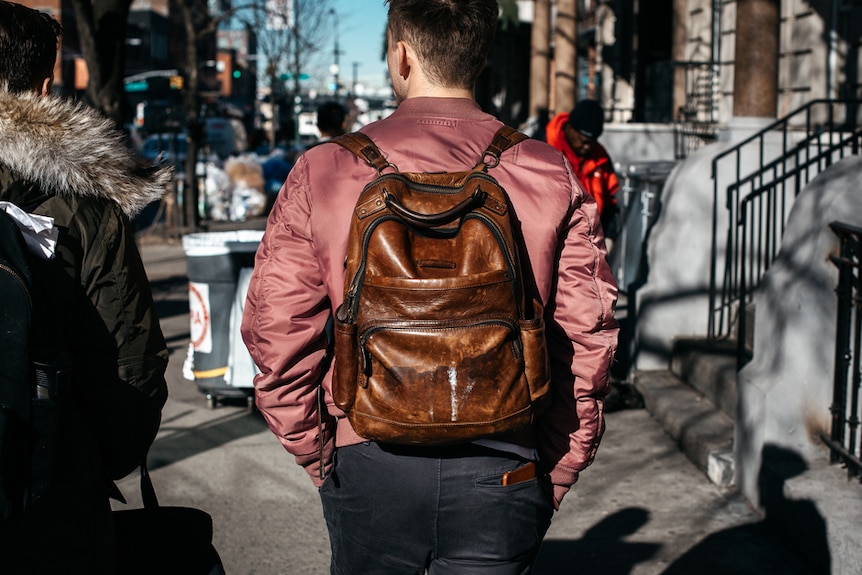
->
<box><xmin>240</xmin><ymin>97</ymin><xmax>619</xmax><ymax>508</ymax></box>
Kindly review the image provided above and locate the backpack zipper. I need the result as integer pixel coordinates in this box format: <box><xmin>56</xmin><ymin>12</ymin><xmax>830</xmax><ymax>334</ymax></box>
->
<box><xmin>0</xmin><ymin>262</ymin><xmax>31</xmax><ymax>308</ymax></box>
<box><xmin>344</xmin><ymin>215</ymin><xmax>401</xmax><ymax>323</ymax></box>
<box><xmin>358</xmin><ymin>317</ymin><xmax>522</xmax><ymax>374</ymax></box>
<box><xmin>464</xmin><ymin>212</ymin><xmax>523</xmax><ymax>317</ymax></box>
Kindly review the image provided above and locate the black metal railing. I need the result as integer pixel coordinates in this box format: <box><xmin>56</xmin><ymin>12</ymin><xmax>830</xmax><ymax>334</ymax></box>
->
<box><xmin>673</xmin><ymin>61</ymin><xmax>718</xmax><ymax>159</ymax></box>
<box><xmin>822</xmin><ymin>221</ymin><xmax>862</xmax><ymax>482</ymax></box>
<box><xmin>708</xmin><ymin>99</ymin><xmax>862</xmax><ymax>366</ymax></box>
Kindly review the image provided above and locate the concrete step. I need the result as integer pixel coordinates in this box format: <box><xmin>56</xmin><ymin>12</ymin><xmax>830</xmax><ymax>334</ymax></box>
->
<box><xmin>633</xmin><ymin>369</ymin><xmax>736</xmax><ymax>487</ymax></box>
<box><xmin>670</xmin><ymin>337</ymin><xmax>738</xmax><ymax>418</ymax></box>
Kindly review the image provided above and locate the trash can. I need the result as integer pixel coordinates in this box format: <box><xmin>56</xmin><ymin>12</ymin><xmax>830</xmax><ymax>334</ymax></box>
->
<box><xmin>182</xmin><ymin>230</ymin><xmax>264</xmax><ymax>407</ymax></box>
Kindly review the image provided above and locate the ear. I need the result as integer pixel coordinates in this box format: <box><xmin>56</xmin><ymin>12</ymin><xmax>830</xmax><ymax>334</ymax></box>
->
<box><xmin>395</xmin><ymin>41</ymin><xmax>410</xmax><ymax>80</ymax></box>
<box><xmin>39</xmin><ymin>76</ymin><xmax>53</xmax><ymax>96</ymax></box>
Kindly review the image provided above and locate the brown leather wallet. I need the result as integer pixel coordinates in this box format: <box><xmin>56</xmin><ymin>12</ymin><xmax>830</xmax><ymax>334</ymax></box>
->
<box><xmin>501</xmin><ymin>461</ymin><xmax>537</xmax><ymax>486</ymax></box>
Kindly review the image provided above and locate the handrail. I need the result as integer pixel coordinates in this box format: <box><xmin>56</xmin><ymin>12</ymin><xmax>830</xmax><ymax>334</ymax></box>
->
<box><xmin>708</xmin><ymin>99</ymin><xmax>862</xmax><ymax>365</ymax></box>
<box><xmin>822</xmin><ymin>221</ymin><xmax>862</xmax><ymax>482</ymax></box>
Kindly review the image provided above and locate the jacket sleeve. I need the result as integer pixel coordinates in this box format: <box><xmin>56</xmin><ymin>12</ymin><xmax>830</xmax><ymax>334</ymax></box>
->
<box><xmin>75</xmin><ymin>201</ymin><xmax>168</xmax><ymax>479</ymax></box>
<box><xmin>605</xmin><ymin>164</ymin><xmax>620</xmax><ymax>199</ymax></box>
<box><xmin>536</xmin><ymin>164</ymin><xmax>619</xmax><ymax>509</ymax></box>
<box><xmin>240</xmin><ymin>157</ymin><xmax>335</xmax><ymax>486</ymax></box>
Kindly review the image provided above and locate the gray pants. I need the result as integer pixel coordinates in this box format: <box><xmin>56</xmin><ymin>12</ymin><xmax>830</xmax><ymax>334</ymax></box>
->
<box><xmin>319</xmin><ymin>441</ymin><xmax>555</xmax><ymax>575</ymax></box>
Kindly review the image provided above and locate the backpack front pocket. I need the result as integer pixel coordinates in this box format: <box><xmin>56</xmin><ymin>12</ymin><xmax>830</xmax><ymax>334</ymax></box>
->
<box><xmin>350</xmin><ymin>317</ymin><xmax>533</xmax><ymax>444</ymax></box>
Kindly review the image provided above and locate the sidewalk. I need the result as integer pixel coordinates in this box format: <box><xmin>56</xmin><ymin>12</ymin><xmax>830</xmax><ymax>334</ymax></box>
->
<box><xmin>135</xmin><ymin>231</ymin><xmax>813</xmax><ymax>575</ymax></box>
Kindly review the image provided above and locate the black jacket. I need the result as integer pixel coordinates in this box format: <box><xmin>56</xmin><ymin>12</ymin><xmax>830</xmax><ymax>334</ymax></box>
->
<box><xmin>0</xmin><ymin>89</ymin><xmax>171</xmax><ymax>573</ymax></box>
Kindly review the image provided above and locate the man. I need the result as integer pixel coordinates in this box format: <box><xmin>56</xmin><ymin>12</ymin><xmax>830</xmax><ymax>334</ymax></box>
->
<box><xmin>241</xmin><ymin>1</ymin><xmax>618</xmax><ymax>573</ymax></box>
<box><xmin>316</xmin><ymin>100</ymin><xmax>349</xmax><ymax>140</ymax></box>
<box><xmin>0</xmin><ymin>2</ymin><xmax>170</xmax><ymax>572</ymax></box>
<box><xmin>546</xmin><ymin>99</ymin><xmax>621</xmax><ymax>240</ymax></box>
<box><xmin>305</xmin><ymin>100</ymin><xmax>349</xmax><ymax>151</ymax></box>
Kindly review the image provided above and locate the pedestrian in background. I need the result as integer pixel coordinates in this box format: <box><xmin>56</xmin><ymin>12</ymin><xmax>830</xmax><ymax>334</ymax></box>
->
<box><xmin>546</xmin><ymin>99</ymin><xmax>622</xmax><ymax>244</ymax></box>
<box><xmin>310</xmin><ymin>100</ymin><xmax>349</xmax><ymax>147</ymax></box>
<box><xmin>241</xmin><ymin>0</ymin><xmax>618</xmax><ymax>573</ymax></box>
<box><xmin>0</xmin><ymin>2</ymin><xmax>170</xmax><ymax>572</ymax></box>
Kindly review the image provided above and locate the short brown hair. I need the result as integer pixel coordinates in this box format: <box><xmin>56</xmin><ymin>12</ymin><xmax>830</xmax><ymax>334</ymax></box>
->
<box><xmin>0</xmin><ymin>0</ymin><xmax>62</xmax><ymax>93</ymax></box>
<box><xmin>386</xmin><ymin>0</ymin><xmax>498</xmax><ymax>90</ymax></box>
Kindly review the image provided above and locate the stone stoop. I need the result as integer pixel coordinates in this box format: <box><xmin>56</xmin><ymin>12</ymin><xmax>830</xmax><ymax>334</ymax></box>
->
<box><xmin>632</xmin><ymin>338</ymin><xmax>738</xmax><ymax>488</ymax></box>
<box><xmin>670</xmin><ymin>338</ymin><xmax>738</xmax><ymax>418</ymax></box>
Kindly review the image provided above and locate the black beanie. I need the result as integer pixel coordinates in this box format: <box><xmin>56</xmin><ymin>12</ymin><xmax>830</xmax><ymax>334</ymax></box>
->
<box><xmin>568</xmin><ymin>99</ymin><xmax>604</xmax><ymax>139</ymax></box>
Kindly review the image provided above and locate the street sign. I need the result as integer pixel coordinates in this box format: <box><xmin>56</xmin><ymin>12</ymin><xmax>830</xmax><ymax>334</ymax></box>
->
<box><xmin>125</xmin><ymin>80</ymin><xmax>149</xmax><ymax>92</ymax></box>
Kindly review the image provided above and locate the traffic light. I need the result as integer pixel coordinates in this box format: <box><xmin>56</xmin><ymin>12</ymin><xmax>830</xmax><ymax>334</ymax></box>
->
<box><xmin>232</xmin><ymin>70</ymin><xmax>241</xmax><ymax>79</ymax></box>
<box><xmin>170</xmin><ymin>75</ymin><xmax>183</xmax><ymax>90</ymax></box>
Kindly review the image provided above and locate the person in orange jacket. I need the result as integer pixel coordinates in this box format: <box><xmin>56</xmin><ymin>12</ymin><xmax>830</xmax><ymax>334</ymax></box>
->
<box><xmin>546</xmin><ymin>99</ymin><xmax>621</xmax><ymax>240</ymax></box>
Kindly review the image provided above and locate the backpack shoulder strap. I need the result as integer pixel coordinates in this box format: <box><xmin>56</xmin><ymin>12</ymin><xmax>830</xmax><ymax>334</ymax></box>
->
<box><xmin>479</xmin><ymin>125</ymin><xmax>529</xmax><ymax>169</ymax></box>
<box><xmin>331</xmin><ymin>132</ymin><xmax>392</xmax><ymax>174</ymax></box>
<box><xmin>332</xmin><ymin>125</ymin><xmax>528</xmax><ymax>173</ymax></box>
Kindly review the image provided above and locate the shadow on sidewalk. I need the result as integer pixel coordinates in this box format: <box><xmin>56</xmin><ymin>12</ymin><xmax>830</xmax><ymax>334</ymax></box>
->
<box><xmin>662</xmin><ymin>444</ymin><xmax>828</xmax><ymax>575</ymax></box>
<box><xmin>148</xmin><ymin>408</ymin><xmax>268</xmax><ymax>472</ymax></box>
<box><xmin>534</xmin><ymin>507</ymin><xmax>659</xmax><ymax>574</ymax></box>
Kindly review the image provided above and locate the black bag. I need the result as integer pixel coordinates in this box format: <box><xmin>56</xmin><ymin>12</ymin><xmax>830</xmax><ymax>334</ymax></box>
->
<box><xmin>0</xmin><ymin>205</ymin><xmax>71</xmax><ymax>519</ymax></box>
<box><xmin>0</xmin><ymin>208</ymin><xmax>35</xmax><ymax>519</ymax></box>
<box><xmin>0</xmin><ymin>203</ymin><xmax>75</xmax><ymax>522</ymax></box>
<box><xmin>113</xmin><ymin>459</ymin><xmax>224</xmax><ymax>575</ymax></box>
<box><xmin>330</xmin><ymin>126</ymin><xmax>550</xmax><ymax>445</ymax></box>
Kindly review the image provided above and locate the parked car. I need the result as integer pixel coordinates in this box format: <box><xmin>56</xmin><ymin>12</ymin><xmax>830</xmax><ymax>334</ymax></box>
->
<box><xmin>140</xmin><ymin>132</ymin><xmax>187</xmax><ymax>167</ymax></box>
<box><xmin>139</xmin><ymin>117</ymin><xmax>248</xmax><ymax>166</ymax></box>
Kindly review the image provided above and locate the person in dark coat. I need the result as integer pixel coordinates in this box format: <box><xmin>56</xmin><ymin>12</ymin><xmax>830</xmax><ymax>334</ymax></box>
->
<box><xmin>0</xmin><ymin>2</ymin><xmax>170</xmax><ymax>572</ymax></box>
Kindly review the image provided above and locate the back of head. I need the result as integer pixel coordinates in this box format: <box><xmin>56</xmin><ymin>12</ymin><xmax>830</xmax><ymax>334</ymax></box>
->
<box><xmin>0</xmin><ymin>1</ymin><xmax>62</xmax><ymax>93</ymax></box>
<box><xmin>317</xmin><ymin>101</ymin><xmax>348</xmax><ymax>137</ymax></box>
<box><xmin>386</xmin><ymin>0</ymin><xmax>498</xmax><ymax>90</ymax></box>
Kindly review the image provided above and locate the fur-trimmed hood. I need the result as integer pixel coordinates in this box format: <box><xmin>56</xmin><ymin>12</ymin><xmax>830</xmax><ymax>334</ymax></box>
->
<box><xmin>0</xmin><ymin>89</ymin><xmax>172</xmax><ymax>217</ymax></box>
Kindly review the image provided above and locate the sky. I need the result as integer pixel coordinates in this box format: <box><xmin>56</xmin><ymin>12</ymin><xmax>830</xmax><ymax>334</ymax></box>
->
<box><xmin>322</xmin><ymin>0</ymin><xmax>390</xmax><ymax>94</ymax></box>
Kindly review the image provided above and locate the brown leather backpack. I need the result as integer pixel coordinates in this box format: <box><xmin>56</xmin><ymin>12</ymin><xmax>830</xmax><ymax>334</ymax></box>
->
<box><xmin>330</xmin><ymin>126</ymin><xmax>549</xmax><ymax>445</ymax></box>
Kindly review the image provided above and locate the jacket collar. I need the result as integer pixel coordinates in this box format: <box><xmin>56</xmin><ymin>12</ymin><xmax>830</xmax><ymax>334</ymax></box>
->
<box><xmin>390</xmin><ymin>97</ymin><xmax>489</xmax><ymax>121</ymax></box>
<box><xmin>0</xmin><ymin>89</ymin><xmax>171</xmax><ymax>217</ymax></box>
